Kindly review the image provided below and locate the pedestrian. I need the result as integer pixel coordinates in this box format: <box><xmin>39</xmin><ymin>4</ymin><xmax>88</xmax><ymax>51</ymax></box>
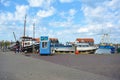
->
<box><xmin>2</xmin><ymin>40</ymin><xmax>5</xmax><ymax>52</ymax></box>
<box><xmin>4</xmin><ymin>41</ymin><xmax>8</xmax><ymax>51</ymax></box>
<box><xmin>0</xmin><ymin>41</ymin><xmax>2</xmax><ymax>50</ymax></box>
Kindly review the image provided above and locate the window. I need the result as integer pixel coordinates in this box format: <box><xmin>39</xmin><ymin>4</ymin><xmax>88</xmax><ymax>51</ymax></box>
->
<box><xmin>42</xmin><ymin>42</ymin><xmax>47</xmax><ymax>48</ymax></box>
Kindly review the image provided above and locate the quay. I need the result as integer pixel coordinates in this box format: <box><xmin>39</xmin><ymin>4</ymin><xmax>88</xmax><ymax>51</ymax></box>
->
<box><xmin>0</xmin><ymin>50</ymin><xmax>120</xmax><ymax>80</ymax></box>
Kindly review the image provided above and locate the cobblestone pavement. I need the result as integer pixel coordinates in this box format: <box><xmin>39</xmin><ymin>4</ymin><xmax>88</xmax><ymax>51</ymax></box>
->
<box><xmin>0</xmin><ymin>50</ymin><xmax>119</xmax><ymax>80</ymax></box>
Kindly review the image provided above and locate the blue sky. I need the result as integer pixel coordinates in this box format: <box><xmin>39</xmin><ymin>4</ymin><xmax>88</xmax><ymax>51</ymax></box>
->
<box><xmin>0</xmin><ymin>0</ymin><xmax>120</xmax><ymax>44</ymax></box>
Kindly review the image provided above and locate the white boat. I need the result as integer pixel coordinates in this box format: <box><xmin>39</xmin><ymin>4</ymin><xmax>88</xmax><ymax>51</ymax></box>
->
<box><xmin>76</xmin><ymin>43</ymin><xmax>96</xmax><ymax>50</ymax></box>
<box><xmin>76</xmin><ymin>43</ymin><xmax>97</xmax><ymax>54</ymax></box>
<box><xmin>53</xmin><ymin>43</ymin><xmax>97</xmax><ymax>54</ymax></box>
<box><xmin>20</xmin><ymin>36</ymin><xmax>39</xmax><ymax>52</ymax></box>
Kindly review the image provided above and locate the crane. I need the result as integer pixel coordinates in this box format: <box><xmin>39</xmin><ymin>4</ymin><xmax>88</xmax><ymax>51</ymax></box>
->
<box><xmin>13</xmin><ymin>32</ymin><xmax>17</xmax><ymax>42</ymax></box>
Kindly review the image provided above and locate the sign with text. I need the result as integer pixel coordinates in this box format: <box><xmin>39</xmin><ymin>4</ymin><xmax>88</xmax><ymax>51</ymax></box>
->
<box><xmin>40</xmin><ymin>36</ymin><xmax>49</xmax><ymax>41</ymax></box>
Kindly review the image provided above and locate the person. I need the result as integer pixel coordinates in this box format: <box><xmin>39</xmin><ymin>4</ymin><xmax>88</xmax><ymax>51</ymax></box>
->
<box><xmin>4</xmin><ymin>41</ymin><xmax>8</xmax><ymax>51</ymax></box>
<box><xmin>15</xmin><ymin>41</ymin><xmax>20</xmax><ymax>53</ymax></box>
<box><xmin>0</xmin><ymin>41</ymin><xmax>2</xmax><ymax>50</ymax></box>
<box><xmin>2</xmin><ymin>40</ymin><xmax>5</xmax><ymax>52</ymax></box>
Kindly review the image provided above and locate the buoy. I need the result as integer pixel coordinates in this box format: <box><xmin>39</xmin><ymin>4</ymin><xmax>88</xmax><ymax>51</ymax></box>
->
<box><xmin>75</xmin><ymin>50</ymin><xmax>79</xmax><ymax>55</ymax></box>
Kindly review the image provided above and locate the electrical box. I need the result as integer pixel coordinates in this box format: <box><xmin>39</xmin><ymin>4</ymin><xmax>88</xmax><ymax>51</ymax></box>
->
<box><xmin>39</xmin><ymin>36</ymin><xmax>51</xmax><ymax>55</ymax></box>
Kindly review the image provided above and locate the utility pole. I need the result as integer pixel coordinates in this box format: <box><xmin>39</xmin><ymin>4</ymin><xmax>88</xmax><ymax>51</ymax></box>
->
<box><xmin>33</xmin><ymin>23</ymin><xmax>35</xmax><ymax>53</ymax></box>
<box><xmin>23</xmin><ymin>14</ymin><xmax>27</xmax><ymax>48</ymax></box>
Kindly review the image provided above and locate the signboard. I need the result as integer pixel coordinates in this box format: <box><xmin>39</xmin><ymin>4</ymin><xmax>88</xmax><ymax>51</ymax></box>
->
<box><xmin>40</xmin><ymin>36</ymin><xmax>48</xmax><ymax>41</ymax></box>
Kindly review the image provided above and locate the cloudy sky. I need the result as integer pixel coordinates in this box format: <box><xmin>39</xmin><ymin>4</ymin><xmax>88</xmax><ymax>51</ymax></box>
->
<box><xmin>0</xmin><ymin>0</ymin><xmax>120</xmax><ymax>43</ymax></box>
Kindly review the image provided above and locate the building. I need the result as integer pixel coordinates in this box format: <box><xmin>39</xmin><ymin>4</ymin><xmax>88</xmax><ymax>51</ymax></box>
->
<box><xmin>49</xmin><ymin>38</ymin><xmax>59</xmax><ymax>44</ymax></box>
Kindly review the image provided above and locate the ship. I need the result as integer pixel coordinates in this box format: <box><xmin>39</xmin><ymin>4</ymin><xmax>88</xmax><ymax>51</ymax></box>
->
<box><xmin>95</xmin><ymin>34</ymin><xmax>115</xmax><ymax>54</ymax></box>
<box><xmin>53</xmin><ymin>38</ymin><xmax>97</xmax><ymax>54</ymax></box>
<box><xmin>20</xmin><ymin>36</ymin><xmax>39</xmax><ymax>53</ymax></box>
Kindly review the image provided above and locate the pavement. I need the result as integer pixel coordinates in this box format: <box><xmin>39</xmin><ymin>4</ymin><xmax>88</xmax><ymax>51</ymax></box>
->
<box><xmin>0</xmin><ymin>50</ymin><xmax>119</xmax><ymax>80</ymax></box>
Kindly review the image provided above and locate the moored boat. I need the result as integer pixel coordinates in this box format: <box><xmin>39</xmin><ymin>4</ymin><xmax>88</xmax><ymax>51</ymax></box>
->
<box><xmin>76</xmin><ymin>43</ymin><xmax>97</xmax><ymax>54</ymax></box>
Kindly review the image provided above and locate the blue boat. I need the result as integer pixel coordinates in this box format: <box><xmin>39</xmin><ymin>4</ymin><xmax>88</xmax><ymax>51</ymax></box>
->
<box><xmin>95</xmin><ymin>33</ymin><xmax>115</xmax><ymax>54</ymax></box>
<box><xmin>99</xmin><ymin>45</ymin><xmax>115</xmax><ymax>54</ymax></box>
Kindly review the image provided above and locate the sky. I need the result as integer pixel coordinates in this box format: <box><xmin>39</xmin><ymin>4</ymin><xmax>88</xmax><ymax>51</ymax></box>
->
<box><xmin>0</xmin><ymin>0</ymin><xmax>120</xmax><ymax>44</ymax></box>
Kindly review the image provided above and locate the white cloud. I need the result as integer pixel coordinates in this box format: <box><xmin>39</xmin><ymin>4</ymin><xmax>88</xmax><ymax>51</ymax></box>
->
<box><xmin>56</xmin><ymin>9</ymin><xmax>76</xmax><ymax>27</ymax></box>
<box><xmin>81</xmin><ymin>5</ymin><xmax>105</xmax><ymax>20</ymax></box>
<box><xmin>106</xmin><ymin>0</ymin><xmax>120</xmax><ymax>10</ymax></box>
<box><xmin>0</xmin><ymin>4</ymin><xmax>29</xmax><ymax>40</ymax></box>
<box><xmin>81</xmin><ymin>0</ymin><xmax>120</xmax><ymax>28</ymax></box>
<box><xmin>1</xmin><ymin>0</ymin><xmax>120</xmax><ymax>43</ymax></box>
<box><xmin>0</xmin><ymin>5</ymin><xmax>29</xmax><ymax>23</ymax></box>
<box><xmin>0</xmin><ymin>24</ymin><xmax>24</xmax><ymax>40</ymax></box>
<box><xmin>77</xmin><ymin>27</ymin><xmax>88</xmax><ymax>33</ymax></box>
<box><xmin>49</xmin><ymin>9</ymin><xmax>76</xmax><ymax>28</ymax></box>
<box><xmin>37</xmin><ymin>7</ymin><xmax>55</xmax><ymax>17</ymax></box>
<box><xmin>1</xmin><ymin>0</ymin><xmax>10</xmax><ymax>6</ymax></box>
<box><xmin>59</xmin><ymin>0</ymin><xmax>73</xmax><ymax>3</ymax></box>
<box><xmin>28</xmin><ymin>0</ymin><xmax>54</xmax><ymax>8</ymax></box>
<box><xmin>69</xmin><ymin>9</ymin><xmax>76</xmax><ymax>16</ymax></box>
<box><xmin>76</xmin><ymin>0</ymin><xmax>120</xmax><ymax>42</ymax></box>
<box><xmin>15</xmin><ymin>5</ymin><xmax>29</xmax><ymax>21</ymax></box>
<box><xmin>49</xmin><ymin>21</ymin><xmax>72</xmax><ymax>27</ymax></box>
<box><xmin>28</xmin><ymin>0</ymin><xmax>44</xmax><ymax>7</ymax></box>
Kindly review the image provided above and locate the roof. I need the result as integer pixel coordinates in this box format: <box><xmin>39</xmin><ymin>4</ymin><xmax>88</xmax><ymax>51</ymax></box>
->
<box><xmin>76</xmin><ymin>38</ymin><xmax>94</xmax><ymax>42</ymax></box>
<box><xmin>49</xmin><ymin>38</ymin><xmax>58</xmax><ymax>41</ymax></box>
<box><xmin>33</xmin><ymin>38</ymin><xmax>40</xmax><ymax>43</ymax></box>
<box><xmin>49</xmin><ymin>38</ymin><xmax>59</xmax><ymax>43</ymax></box>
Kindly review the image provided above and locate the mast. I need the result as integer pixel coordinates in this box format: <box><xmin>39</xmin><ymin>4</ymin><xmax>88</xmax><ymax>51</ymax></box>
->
<box><xmin>24</xmin><ymin>14</ymin><xmax>27</xmax><ymax>37</ymax></box>
<box><xmin>23</xmin><ymin>14</ymin><xmax>27</xmax><ymax>47</ymax></box>
<box><xmin>33</xmin><ymin>23</ymin><xmax>35</xmax><ymax>53</ymax></box>
<box><xmin>100</xmin><ymin>33</ymin><xmax>110</xmax><ymax>45</ymax></box>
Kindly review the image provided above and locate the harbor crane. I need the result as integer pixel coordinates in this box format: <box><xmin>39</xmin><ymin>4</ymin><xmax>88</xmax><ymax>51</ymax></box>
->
<box><xmin>13</xmin><ymin>32</ymin><xmax>17</xmax><ymax>42</ymax></box>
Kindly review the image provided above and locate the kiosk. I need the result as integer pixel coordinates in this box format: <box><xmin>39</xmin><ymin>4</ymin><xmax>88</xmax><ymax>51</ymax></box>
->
<box><xmin>39</xmin><ymin>36</ymin><xmax>51</xmax><ymax>55</ymax></box>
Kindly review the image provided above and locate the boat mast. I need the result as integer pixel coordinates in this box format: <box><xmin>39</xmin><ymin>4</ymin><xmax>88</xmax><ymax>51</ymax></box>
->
<box><xmin>100</xmin><ymin>33</ymin><xmax>110</xmax><ymax>45</ymax></box>
<box><xmin>23</xmin><ymin>14</ymin><xmax>27</xmax><ymax>47</ymax></box>
<box><xmin>33</xmin><ymin>23</ymin><xmax>35</xmax><ymax>53</ymax></box>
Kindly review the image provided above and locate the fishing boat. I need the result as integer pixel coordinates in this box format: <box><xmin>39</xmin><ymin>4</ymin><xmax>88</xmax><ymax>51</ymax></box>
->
<box><xmin>95</xmin><ymin>34</ymin><xmax>115</xmax><ymax>54</ymax></box>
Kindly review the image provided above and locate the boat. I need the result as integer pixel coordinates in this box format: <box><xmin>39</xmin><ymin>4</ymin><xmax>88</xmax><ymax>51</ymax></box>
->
<box><xmin>76</xmin><ymin>43</ymin><xmax>97</xmax><ymax>54</ymax></box>
<box><xmin>20</xmin><ymin>36</ymin><xmax>39</xmax><ymax>53</ymax></box>
<box><xmin>95</xmin><ymin>34</ymin><xmax>115</xmax><ymax>54</ymax></box>
<box><xmin>53</xmin><ymin>42</ymin><xmax>97</xmax><ymax>54</ymax></box>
